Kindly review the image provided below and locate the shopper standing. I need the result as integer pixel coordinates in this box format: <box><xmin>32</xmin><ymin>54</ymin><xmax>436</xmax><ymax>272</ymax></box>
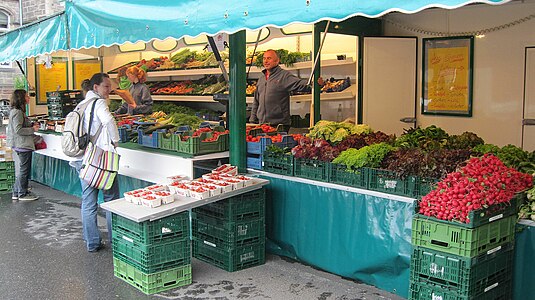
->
<box><xmin>114</xmin><ymin>66</ymin><xmax>153</xmax><ymax>115</ymax></box>
<box><xmin>73</xmin><ymin>73</ymin><xmax>120</xmax><ymax>252</ymax></box>
<box><xmin>6</xmin><ymin>89</ymin><xmax>40</xmax><ymax>201</ymax></box>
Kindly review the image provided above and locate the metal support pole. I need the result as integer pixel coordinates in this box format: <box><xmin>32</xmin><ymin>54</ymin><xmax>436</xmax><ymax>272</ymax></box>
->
<box><xmin>311</xmin><ymin>23</ymin><xmax>323</xmax><ymax>125</ymax></box>
<box><xmin>229</xmin><ymin>30</ymin><xmax>247</xmax><ymax>173</ymax></box>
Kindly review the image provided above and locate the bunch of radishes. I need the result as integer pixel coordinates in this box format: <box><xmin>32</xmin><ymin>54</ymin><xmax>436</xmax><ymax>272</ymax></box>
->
<box><xmin>419</xmin><ymin>154</ymin><xmax>533</xmax><ymax>223</ymax></box>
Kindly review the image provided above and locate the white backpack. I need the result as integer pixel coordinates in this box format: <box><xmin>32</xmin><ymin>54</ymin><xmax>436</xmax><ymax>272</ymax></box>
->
<box><xmin>61</xmin><ymin>98</ymin><xmax>99</xmax><ymax>157</ymax></box>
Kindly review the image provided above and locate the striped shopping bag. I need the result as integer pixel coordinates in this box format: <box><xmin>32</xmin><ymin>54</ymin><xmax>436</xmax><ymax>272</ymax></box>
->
<box><xmin>79</xmin><ymin>142</ymin><xmax>120</xmax><ymax>190</ymax></box>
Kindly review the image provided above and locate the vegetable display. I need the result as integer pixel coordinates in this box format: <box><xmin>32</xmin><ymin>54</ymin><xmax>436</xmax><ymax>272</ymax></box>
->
<box><xmin>394</xmin><ymin>125</ymin><xmax>449</xmax><ymax>151</ymax></box>
<box><xmin>307</xmin><ymin>121</ymin><xmax>372</xmax><ymax>144</ymax></box>
<box><xmin>418</xmin><ymin>154</ymin><xmax>533</xmax><ymax>223</ymax></box>
<box><xmin>518</xmin><ymin>186</ymin><xmax>535</xmax><ymax>221</ymax></box>
<box><xmin>332</xmin><ymin>143</ymin><xmax>394</xmax><ymax>169</ymax></box>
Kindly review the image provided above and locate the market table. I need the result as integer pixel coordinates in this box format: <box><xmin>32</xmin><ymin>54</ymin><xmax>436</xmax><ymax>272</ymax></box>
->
<box><xmin>100</xmin><ymin>178</ymin><xmax>269</xmax><ymax>222</ymax></box>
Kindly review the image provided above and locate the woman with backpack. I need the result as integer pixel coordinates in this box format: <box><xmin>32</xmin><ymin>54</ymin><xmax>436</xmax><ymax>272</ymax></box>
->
<box><xmin>6</xmin><ymin>89</ymin><xmax>40</xmax><ymax>201</ymax></box>
<box><xmin>72</xmin><ymin>73</ymin><xmax>120</xmax><ymax>252</ymax></box>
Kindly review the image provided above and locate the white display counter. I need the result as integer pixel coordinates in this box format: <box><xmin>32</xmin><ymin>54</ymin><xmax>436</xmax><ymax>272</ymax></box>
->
<box><xmin>36</xmin><ymin>132</ymin><xmax>229</xmax><ymax>183</ymax></box>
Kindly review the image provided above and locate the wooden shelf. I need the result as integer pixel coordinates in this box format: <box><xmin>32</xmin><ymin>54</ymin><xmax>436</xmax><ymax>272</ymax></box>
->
<box><xmin>108</xmin><ymin>59</ymin><xmax>354</xmax><ymax>79</ymax></box>
<box><xmin>291</xmin><ymin>84</ymin><xmax>356</xmax><ymax>102</ymax></box>
<box><xmin>110</xmin><ymin>94</ymin><xmax>254</xmax><ymax>104</ymax></box>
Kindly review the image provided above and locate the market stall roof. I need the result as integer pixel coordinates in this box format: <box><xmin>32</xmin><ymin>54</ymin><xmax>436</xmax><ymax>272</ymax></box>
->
<box><xmin>0</xmin><ymin>0</ymin><xmax>511</xmax><ymax>63</ymax></box>
<box><xmin>0</xmin><ymin>12</ymin><xmax>68</xmax><ymax>63</ymax></box>
<box><xmin>66</xmin><ymin>0</ymin><xmax>511</xmax><ymax>51</ymax></box>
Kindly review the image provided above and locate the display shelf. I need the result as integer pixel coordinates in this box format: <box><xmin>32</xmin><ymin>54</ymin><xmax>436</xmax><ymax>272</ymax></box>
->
<box><xmin>291</xmin><ymin>84</ymin><xmax>356</xmax><ymax>102</ymax></box>
<box><xmin>108</xmin><ymin>59</ymin><xmax>354</xmax><ymax>79</ymax></box>
<box><xmin>110</xmin><ymin>94</ymin><xmax>254</xmax><ymax>104</ymax></box>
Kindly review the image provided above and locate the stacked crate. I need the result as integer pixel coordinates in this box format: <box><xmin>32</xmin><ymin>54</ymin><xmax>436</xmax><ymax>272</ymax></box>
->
<box><xmin>111</xmin><ymin>211</ymin><xmax>192</xmax><ymax>294</ymax></box>
<box><xmin>409</xmin><ymin>195</ymin><xmax>520</xmax><ymax>300</ymax></box>
<box><xmin>46</xmin><ymin>90</ymin><xmax>83</xmax><ymax>120</ymax></box>
<box><xmin>192</xmin><ymin>189</ymin><xmax>266</xmax><ymax>272</ymax></box>
<box><xmin>0</xmin><ymin>161</ymin><xmax>15</xmax><ymax>192</ymax></box>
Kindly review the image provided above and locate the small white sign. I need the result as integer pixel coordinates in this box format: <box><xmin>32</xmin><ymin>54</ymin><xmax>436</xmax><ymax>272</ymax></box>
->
<box><xmin>0</xmin><ymin>61</ymin><xmax>12</xmax><ymax>68</ymax></box>
<box><xmin>207</xmin><ymin>33</ymin><xmax>228</xmax><ymax>52</ymax></box>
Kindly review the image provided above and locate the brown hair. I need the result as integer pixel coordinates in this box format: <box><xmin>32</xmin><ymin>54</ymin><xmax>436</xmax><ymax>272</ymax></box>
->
<box><xmin>10</xmin><ymin>89</ymin><xmax>27</xmax><ymax>112</ymax></box>
<box><xmin>126</xmin><ymin>66</ymin><xmax>147</xmax><ymax>83</ymax></box>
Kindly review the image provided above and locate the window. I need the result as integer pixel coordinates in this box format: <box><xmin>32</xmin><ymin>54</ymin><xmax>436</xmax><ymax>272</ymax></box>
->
<box><xmin>0</xmin><ymin>11</ymin><xmax>9</xmax><ymax>31</ymax></box>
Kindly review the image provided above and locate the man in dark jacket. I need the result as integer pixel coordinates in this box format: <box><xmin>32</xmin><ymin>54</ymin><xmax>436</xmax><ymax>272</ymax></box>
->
<box><xmin>250</xmin><ymin>49</ymin><xmax>323</xmax><ymax>131</ymax></box>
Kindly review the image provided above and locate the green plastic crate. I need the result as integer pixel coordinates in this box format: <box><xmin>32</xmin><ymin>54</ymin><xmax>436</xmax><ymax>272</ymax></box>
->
<box><xmin>192</xmin><ymin>238</ymin><xmax>265</xmax><ymax>272</ymax></box>
<box><xmin>0</xmin><ymin>180</ymin><xmax>13</xmax><ymax>192</ymax></box>
<box><xmin>415</xmin><ymin>194</ymin><xmax>521</xmax><ymax>229</ymax></box>
<box><xmin>193</xmin><ymin>189</ymin><xmax>265</xmax><ymax>221</ymax></box>
<box><xmin>0</xmin><ymin>172</ymin><xmax>15</xmax><ymax>181</ymax></box>
<box><xmin>329</xmin><ymin>164</ymin><xmax>368</xmax><ymax>189</ymax></box>
<box><xmin>368</xmin><ymin>168</ymin><xmax>417</xmax><ymax>197</ymax></box>
<box><xmin>294</xmin><ymin>158</ymin><xmax>330</xmax><ymax>182</ymax></box>
<box><xmin>176</xmin><ymin>131</ymin><xmax>228</xmax><ymax>155</ymax></box>
<box><xmin>410</xmin><ymin>243</ymin><xmax>514</xmax><ymax>294</ymax></box>
<box><xmin>112</xmin><ymin>235</ymin><xmax>191</xmax><ymax>273</ymax></box>
<box><xmin>409</xmin><ymin>278</ymin><xmax>512</xmax><ymax>300</ymax></box>
<box><xmin>411</xmin><ymin>215</ymin><xmax>516</xmax><ymax>257</ymax></box>
<box><xmin>0</xmin><ymin>161</ymin><xmax>14</xmax><ymax>171</ymax></box>
<box><xmin>416</xmin><ymin>177</ymin><xmax>439</xmax><ymax>198</ymax></box>
<box><xmin>113</xmin><ymin>258</ymin><xmax>191</xmax><ymax>295</ymax></box>
<box><xmin>158</xmin><ymin>132</ymin><xmax>179</xmax><ymax>151</ymax></box>
<box><xmin>262</xmin><ymin>151</ymin><xmax>294</xmax><ymax>176</ymax></box>
<box><xmin>191</xmin><ymin>211</ymin><xmax>265</xmax><ymax>248</ymax></box>
<box><xmin>112</xmin><ymin>212</ymin><xmax>189</xmax><ymax>245</ymax></box>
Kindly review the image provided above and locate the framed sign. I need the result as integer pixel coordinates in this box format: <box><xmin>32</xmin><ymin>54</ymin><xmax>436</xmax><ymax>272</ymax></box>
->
<box><xmin>422</xmin><ymin>36</ymin><xmax>474</xmax><ymax>117</ymax></box>
<box><xmin>73</xmin><ymin>59</ymin><xmax>101</xmax><ymax>91</ymax></box>
<box><xmin>36</xmin><ymin>58</ymin><xmax>68</xmax><ymax>104</ymax></box>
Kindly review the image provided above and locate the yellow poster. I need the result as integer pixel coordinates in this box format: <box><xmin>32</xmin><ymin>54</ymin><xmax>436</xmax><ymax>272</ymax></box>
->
<box><xmin>74</xmin><ymin>60</ymin><xmax>101</xmax><ymax>91</ymax></box>
<box><xmin>426</xmin><ymin>47</ymin><xmax>470</xmax><ymax>111</ymax></box>
<box><xmin>38</xmin><ymin>62</ymin><xmax>68</xmax><ymax>103</ymax></box>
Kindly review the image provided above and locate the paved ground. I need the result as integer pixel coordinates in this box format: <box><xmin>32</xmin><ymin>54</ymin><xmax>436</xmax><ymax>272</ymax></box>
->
<box><xmin>0</xmin><ymin>181</ymin><xmax>405</xmax><ymax>300</ymax></box>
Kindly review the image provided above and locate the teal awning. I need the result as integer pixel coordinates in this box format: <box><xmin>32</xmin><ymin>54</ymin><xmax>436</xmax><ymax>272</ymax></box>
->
<box><xmin>0</xmin><ymin>0</ymin><xmax>511</xmax><ymax>62</ymax></box>
<box><xmin>66</xmin><ymin>0</ymin><xmax>510</xmax><ymax>50</ymax></box>
<box><xmin>0</xmin><ymin>12</ymin><xmax>68</xmax><ymax>63</ymax></box>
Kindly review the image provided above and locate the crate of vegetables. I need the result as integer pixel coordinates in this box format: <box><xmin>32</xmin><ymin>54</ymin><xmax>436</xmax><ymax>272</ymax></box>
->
<box><xmin>294</xmin><ymin>158</ymin><xmax>330</xmax><ymax>182</ymax></box>
<box><xmin>137</xmin><ymin>129</ymin><xmax>160</xmax><ymax>148</ymax></box>
<box><xmin>417</xmin><ymin>155</ymin><xmax>532</xmax><ymax>228</ymax></box>
<box><xmin>368</xmin><ymin>168</ymin><xmax>418</xmax><ymax>198</ymax></box>
<box><xmin>411</xmin><ymin>215</ymin><xmax>516</xmax><ymax>257</ymax></box>
<box><xmin>262</xmin><ymin>150</ymin><xmax>294</xmax><ymax>176</ymax></box>
<box><xmin>410</xmin><ymin>243</ymin><xmax>514</xmax><ymax>294</ymax></box>
<box><xmin>176</xmin><ymin>127</ymin><xmax>229</xmax><ymax>155</ymax></box>
<box><xmin>329</xmin><ymin>163</ymin><xmax>368</xmax><ymax>189</ymax></box>
<box><xmin>158</xmin><ymin>132</ymin><xmax>179</xmax><ymax>151</ymax></box>
<box><xmin>416</xmin><ymin>193</ymin><xmax>522</xmax><ymax>229</ymax></box>
<box><xmin>246</xmin><ymin>134</ymin><xmax>297</xmax><ymax>155</ymax></box>
<box><xmin>246</xmin><ymin>124</ymin><xmax>286</xmax><ymax>137</ymax></box>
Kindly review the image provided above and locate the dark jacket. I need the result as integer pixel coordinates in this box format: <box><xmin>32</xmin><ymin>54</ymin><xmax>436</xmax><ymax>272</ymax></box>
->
<box><xmin>6</xmin><ymin>108</ymin><xmax>36</xmax><ymax>150</ymax></box>
<box><xmin>250</xmin><ymin>65</ymin><xmax>310</xmax><ymax>126</ymax></box>
<box><xmin>115</xmin><ymin>82</ymin><xmax>153</xmax><ymax>115</ymax></box>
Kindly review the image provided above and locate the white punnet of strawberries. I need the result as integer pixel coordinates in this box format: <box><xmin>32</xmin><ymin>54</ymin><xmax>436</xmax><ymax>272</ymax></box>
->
<box><xmin>419</xmin><ymin>154</ymin><xmax>533</xmax><ymax>223</ymax></box>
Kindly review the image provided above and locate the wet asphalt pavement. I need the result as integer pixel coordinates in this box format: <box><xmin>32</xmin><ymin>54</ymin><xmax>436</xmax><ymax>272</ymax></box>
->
<box><xmin>0</xmin><ymin>181</ymin><xmax>405</xmax><ymax>300</ymax></box>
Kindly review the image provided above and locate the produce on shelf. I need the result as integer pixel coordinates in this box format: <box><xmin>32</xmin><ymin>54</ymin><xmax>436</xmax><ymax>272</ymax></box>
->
<box><xmin>254</xmin><ymin>49</ymin><xmax>311</xmax><ymax>67</ymax></box>
<box><xmin>418</xmin><ymin>154</ymin><xmax>533</xmax><ymax>223</ymax></box>
<box><xmin>307</xmin><ymin>121</ymin><xmax>372</xmax><ymax>144</ymax></box>
<box><xmin>519</xmin><ymin>186</ymin><xmax>535</xmax><ymax>221</ymax></box>
<box><xmin>381</xmin><ymin>148</ymin><xmax>473</xmax><ymax>180</ymax></box>
<box><xmin>332</xmin><ymin>143</ymin><xmax>394</xmax><ymax>169</ymax></box>
<box><xmin>394</xmin><ymin>125</ymin><xmax>449</xmax><ymax>151</ymax></box>
<box><xmin>321</xmin><ymin>77</ymin><xmax>351</xmax><ymax>93</ymax></box>
<box><xmin>473</xmin><ymin>143</ymin><xmax>535</xmax><ymax>174</ymax></box>
<box><xmin>336</xmin><ymin>131</ymin><xmax>395</xmax><ymax>153</ymax></box>
<box><xmin>291</xmin><ymin>137</ymin><xmax>340</xmax><ymax>161</ymax></box>
<box><xmin>446</xmin><ymin>131</ymin><xmax>485</xmax><ymax>150</ymax></box>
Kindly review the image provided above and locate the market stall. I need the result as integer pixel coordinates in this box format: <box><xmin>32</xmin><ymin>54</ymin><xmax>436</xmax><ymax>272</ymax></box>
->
<box><xmin>4</xmin><ymin>0</ymin><xmax>535</xmax><ymax>299</ymax></box>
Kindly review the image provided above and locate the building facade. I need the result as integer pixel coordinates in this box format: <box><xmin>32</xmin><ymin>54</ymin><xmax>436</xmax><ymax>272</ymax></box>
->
<box><xmin>0</xmin><ymin>0</ymin><xmax>63</xmax><ymax>101</ymax></box>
